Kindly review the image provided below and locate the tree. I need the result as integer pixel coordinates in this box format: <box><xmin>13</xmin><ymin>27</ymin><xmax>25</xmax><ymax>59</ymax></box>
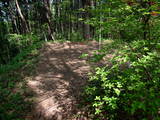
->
<box><xmin>15</xmin><ymin>0</ymin><xmax>29</xmax><ymax>33</ymax></box>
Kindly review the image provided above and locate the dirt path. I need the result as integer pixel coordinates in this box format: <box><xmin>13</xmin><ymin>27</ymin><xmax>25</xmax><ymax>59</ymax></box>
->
<box><xmin>26</xmin><ymin>41</ymin><xmax>99</xmax><ymax>120</ymax></box>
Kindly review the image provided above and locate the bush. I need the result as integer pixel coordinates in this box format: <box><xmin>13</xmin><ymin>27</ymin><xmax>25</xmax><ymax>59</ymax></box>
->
<box><xmin>84</xmin><ymin>40</ymin><xmax>160</xmax><ymax>120</ymax></box>
<box><xmin>0</xmin><ymin>33</ymin><xmax>40</xmax><ymax>65</ymax></box>
<box><xmin>7</xmin><ymin>33</ymin><xmax>39</xmax><ymax>51</ymax></box>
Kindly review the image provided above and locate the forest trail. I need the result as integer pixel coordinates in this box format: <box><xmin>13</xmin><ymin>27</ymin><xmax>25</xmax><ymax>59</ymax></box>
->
<box><xmin>26</xmin><ymin>41</ymin><xmax>99</xmax><ymax>120</ymax></box>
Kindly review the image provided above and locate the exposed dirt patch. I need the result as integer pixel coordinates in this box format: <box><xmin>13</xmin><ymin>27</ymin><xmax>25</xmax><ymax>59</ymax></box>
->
<box><xmin>26</xmin><ymin>41</ymin><xmax>100</xmax><ymax>120</ymax></box>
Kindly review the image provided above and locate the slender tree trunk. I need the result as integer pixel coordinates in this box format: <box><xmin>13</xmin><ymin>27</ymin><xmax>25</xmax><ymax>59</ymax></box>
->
<box><xmin>82</xmin><ymin>0</ymin><xmax>91</xmax><ymax>40</ymax></box>
<box><xmin>15</xmin><ymin>0</ymin><xmax>29</xmax><ymax>33</ymax></box>
<box><xmin>8</xmin><ymin>1</ymin><xmax>19</xmax><ymax>34</ymax></box>
<box><xmin>12</xmin><ymin>19</ymin><xmax>19</xmax><ymax>34</ymax></box>
<box><xmin>43</xmin><ymin>0</ymin><xmax>55</xmax><ymax>40</ymax></box>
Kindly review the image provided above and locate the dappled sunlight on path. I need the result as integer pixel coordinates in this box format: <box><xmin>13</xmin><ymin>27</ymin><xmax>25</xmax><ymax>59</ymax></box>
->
<box><xmin>26</xmin><ymin>41</ymin><xmax>99</xmax><ymax>120</ymax></box>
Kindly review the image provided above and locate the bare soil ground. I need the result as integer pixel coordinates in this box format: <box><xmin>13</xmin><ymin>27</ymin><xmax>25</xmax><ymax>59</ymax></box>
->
<box><xmin>26</xmin><ymin>41</ymin><xmax>100</xmax><ymax>120</ymax></box>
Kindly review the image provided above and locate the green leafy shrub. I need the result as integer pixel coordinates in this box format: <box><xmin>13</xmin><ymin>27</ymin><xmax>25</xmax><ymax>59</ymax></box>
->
<box><xmin>0</xmin><ymin>33</ymin><xmax>40</xmax><ymax>65</ymax></box>
<box><xmin>7</xmin><ymin>34</ymin><xmax>39</xmax><ymax>51</ymax></box>
<box><xmin>70</xmin><ymin>31</ymin><xmax>84</xmax><ymax>42</ymax></box>
<box><xmin>84</xmin><ymin>40</ymin><xmax>160</xmax><ymax>120</ymax></box>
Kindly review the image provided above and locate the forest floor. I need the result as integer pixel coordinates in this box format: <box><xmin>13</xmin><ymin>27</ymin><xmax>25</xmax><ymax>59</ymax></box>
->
<box><xmin>25</xmin><ymin>41</ymin><xmax>101</xmax><ymax>120</ymax></box>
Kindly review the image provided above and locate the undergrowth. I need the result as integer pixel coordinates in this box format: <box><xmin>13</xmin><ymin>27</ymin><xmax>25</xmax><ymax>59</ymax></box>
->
<box><xmin>82</xmin><ymin>39</ymin><xmax>160</xmax><ymax>120</ymax></box>
<box><xmin>0</xmin><ymin>40</ymin><xmax>43</xmax><ymax>120</ymax></box>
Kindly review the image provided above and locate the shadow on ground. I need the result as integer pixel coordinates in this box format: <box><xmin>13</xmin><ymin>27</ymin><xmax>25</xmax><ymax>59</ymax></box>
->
<box><xmin>26</xmin><ymin>41</ymin><xmax>100</xmax><ymax>120</ymax></box>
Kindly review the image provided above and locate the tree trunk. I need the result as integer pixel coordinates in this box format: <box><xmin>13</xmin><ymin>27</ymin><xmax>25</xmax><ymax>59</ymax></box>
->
<box><xmin>82</xmin><ymin>0</ymin><xmax>91</xmax><ymax>40</ymax></box>
<box><xmin>15</xmin><ymin>0</ymin><xmax>29</xmax><ymax>33</ymax></box>
<box><xmin>43</xmin><ymin>0</ymin><xmax>55</xmax><ymax>40</ymax></box>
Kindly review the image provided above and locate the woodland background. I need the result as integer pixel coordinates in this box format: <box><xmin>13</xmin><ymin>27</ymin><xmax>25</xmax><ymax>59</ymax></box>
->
<box><xmin>0</xmin><ymin>0</ymin><xmax>160</xmax><ymax>120</ymax></box>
